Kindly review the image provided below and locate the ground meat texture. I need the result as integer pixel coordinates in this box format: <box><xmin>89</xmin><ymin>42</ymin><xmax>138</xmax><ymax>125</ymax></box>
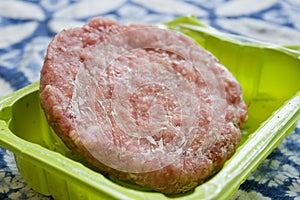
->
<box><xmin>40</xmin><ymin>17</ymin><xmax>248</xmax><ymax>194</ymax></box>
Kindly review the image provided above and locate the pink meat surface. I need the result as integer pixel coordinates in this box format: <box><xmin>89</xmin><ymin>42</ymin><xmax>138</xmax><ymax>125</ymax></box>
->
<box><xmin>40</xmin><ymin>17</ymin><xmax>247</xmax><ymax>194</ymax></box>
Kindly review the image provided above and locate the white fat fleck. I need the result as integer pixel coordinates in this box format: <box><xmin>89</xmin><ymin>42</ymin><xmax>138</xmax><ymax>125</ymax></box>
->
<box><xmin>89</xmin><ymin>66</ymin><xmax>98</xmax><ymax>76</ymax></box>
<box><xmin>207</xmin><ymin>116</ymin><xmax>212</xmax><ymax>122</ymax></box>
<box><xmin>126</xmin><ymin>66</ymin><xmax>132</xmax><ymax>72</ymax></box>
<box><xmin>158</xmin><ymin>138</ymin><xmax>164</xmax><ymax>150</ymax></box>
<box><xmin>146</xmin><ymin>136</ymin><xmax>157</xmax><ymax>146</ymax></box>
<box><xmin>78</xmin><ymin>96</ymin><xmax>85</xmax><ymax>106</ymax></box>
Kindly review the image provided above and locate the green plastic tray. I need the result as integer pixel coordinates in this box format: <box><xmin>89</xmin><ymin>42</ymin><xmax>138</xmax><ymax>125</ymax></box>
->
<box><xmin>0</xmin><ymin>16</ymin><xmax>300</xmax><ymax>200</ymax></box>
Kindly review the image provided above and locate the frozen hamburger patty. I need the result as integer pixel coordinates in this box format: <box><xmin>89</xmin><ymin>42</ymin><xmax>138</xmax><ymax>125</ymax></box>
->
<box><xmin>40</xmin><ymin>17</ymin><xmax>247</xmax><ymax>194</ymax></box>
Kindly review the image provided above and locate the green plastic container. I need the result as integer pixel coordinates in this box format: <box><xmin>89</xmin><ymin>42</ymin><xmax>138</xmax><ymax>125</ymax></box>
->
<box><xmin>0</xmin><ymin>16</ymin><xmax>299</xmax><ymax>200</ymax></box>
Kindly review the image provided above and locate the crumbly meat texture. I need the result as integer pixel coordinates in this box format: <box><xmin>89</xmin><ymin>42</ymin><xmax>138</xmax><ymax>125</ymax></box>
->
<box><xmin>40</xmin><ymin>17</ymin><xmax>247</xmax><ymax>194</ymax></box>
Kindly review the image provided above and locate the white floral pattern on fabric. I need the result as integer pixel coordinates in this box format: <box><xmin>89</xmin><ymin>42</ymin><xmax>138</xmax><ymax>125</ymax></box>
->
<box><xmin>232</xmin><ymin>190</ymin><xmax>272</xmax><ymax>200</ymax></box>
<box><xmin>287</xmin><ymin>179</ymin><xmax>300</xmax><ymax>199</ymax></box>
<box><xmin>0</xmin><ymin>1</ymin><xmax>299</xmax><ymax>199</ymax></box>
<box><xmin>215</xmin><ymin>0</ymin><xmax>277</xmax><ymax>16</ymax></box>
<box><xmin>132</xmin><ymin>0</ymin><xmax>207</xmax><ymax>16</ymax></box>
<box><xmin>0</xmin><ymin>0</ymin><xmax>45</xmax><ymax>20</ymax></box>
<box><xmin>216</xmin><ymin>18</ymin><xmax>300</xmax><ymax>45</ymax></box>
<box><xmin>248</xmin><ymin>159</ymin><xmax>298</xmax><ymax>187</ymax></box>
<box><xmin>0</xmin><ymin>79</ymin><xmax>13</xmax><ymax>97</ymax></box>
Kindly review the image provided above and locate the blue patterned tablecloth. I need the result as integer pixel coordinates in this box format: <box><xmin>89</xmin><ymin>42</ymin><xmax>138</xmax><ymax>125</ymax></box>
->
<box><xmin>0</xmin><ymin>1</ymin><xmax>300</xmax><ymax>199</ymax></box>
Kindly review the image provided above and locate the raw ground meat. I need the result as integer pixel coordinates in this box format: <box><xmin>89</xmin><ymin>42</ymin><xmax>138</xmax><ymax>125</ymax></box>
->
<box><xmin>40</xmin><ymin>17</ymin><xmax>247</xmax><ymax>194</ymax></box>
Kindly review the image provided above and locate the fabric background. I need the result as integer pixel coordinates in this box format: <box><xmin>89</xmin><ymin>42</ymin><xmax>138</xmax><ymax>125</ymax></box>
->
<box><xmin>0</xmin><ymin>0</ymin><xmax>300</xmax><ymax>199</ymax></box>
